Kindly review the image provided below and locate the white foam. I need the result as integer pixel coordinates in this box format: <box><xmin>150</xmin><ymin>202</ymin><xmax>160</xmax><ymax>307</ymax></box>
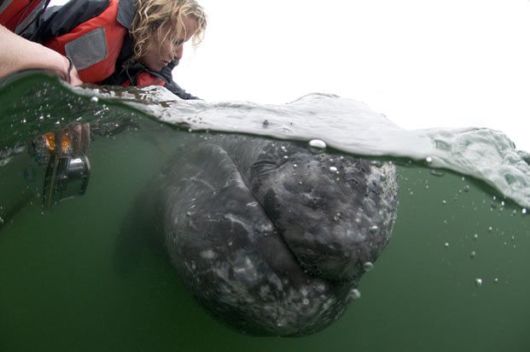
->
<box><xmin>96</xmin><ymin>88</ymin><xmax>530</xmax><ymax>208</ymax></box>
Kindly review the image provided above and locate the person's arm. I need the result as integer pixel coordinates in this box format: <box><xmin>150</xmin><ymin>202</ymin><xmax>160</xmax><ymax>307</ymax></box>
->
<box><xmin>0</xmin><ymin>25</ymin><xmax>82</xmax><ymax>85</ymax></box>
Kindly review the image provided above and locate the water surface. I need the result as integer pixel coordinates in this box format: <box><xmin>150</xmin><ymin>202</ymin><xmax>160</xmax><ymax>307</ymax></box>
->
<box><xmin>1</xmin><ymin>73</ymin><xmax>529</xmax><ymax>351</ymax></box>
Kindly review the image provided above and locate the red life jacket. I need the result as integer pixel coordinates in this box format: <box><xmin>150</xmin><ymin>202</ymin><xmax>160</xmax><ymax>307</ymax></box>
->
<box><xmin>0</xmin><ymin>0</ymin><xmax>48</xmax><ymax>34</ymax></box>
<box><xmin>44</xmin><ymin>0</ymin><xmax>166</xmax><ymax>88</ymax></box>
<box><xmin>44</xmin><ymin>0</ymin><xmax>127</xmax><ymax>84</ymax></box>
<box><xmin>123</xmin><ymin>72</ymin><xmax>166</xmax><ymax>88</ymax></box>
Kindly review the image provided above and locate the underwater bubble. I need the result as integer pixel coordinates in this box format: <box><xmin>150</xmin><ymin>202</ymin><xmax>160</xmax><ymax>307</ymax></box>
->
<box><xmin>444</xmin><ymin>242</ymin><xmax>450</xmax><ymax>248</ymax></box>
<box><xmin>494</xmin><ymin>278</ymin><xmax>499</xmax><ymax>283</ymax></box>
<box><xmin>309</xmin><ymin>139</ymin><xmax>327</xmax><ymax>149</ymax></box>
<box><xmin>349</xmin><ymin>289</ymin><xmax>362</xmax><ymax>301</ymax></box>
<box><xmin>488</xmin><ymin>226</ymin><xmax>493</xmax><ymax>232</ymax></box>
<box><xmin>302</xmin><ymin>298</ymin><xmax>310</xmax><ymax>306</ymax></box>
<box><xmin>329</xmin><ymin>166</ymin><xmax>338</xmax><ymax>173</ymax></box>
<box><xmin>473</xmin><ymin>233</ymin><xmax>479</xmax><ymax>240</ymax></box>
<box><xmin>90</xmin><ymin>96</ymin><xmax>99</xmax><ymax>103</ymax></box>
<box><xmin>523</xmin><ymin>208</ymin><xmax>527</xmax><ymax>215</ymax></box>
<box><xmin>442</xmin><ymin>200</ymin><xmax>447</xmax><ymax>205</ymax></box>
<box><xmin>470</xmin><ymin>251</ymin><xmax>477</xmax><ymax>259</ymax></box>
<box><xmin>430</xmin><ymin>170</ymin><xmax>445</xmax><ymax>177</ymax></box>
<box><xmin>363</xmin><ymin>262</ymin><xmax>374</xmax><ymax>272</ymax></box>
<box><xmin>426</xmin><ymin>156</ymin><xmax>433</xmax><ymax>164</ymax></box>
<box><xmin>369</xmin><ymin>225</ymin><xmax>379</xmax><ymax>233</ymax></box>
<box><xmin>475</xmin><ymin>278</ymin><xmax>483</xmax><ymax>287</ymax></box>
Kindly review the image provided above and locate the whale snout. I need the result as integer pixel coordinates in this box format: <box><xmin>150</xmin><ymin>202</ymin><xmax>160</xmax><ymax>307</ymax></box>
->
<box><xmin>160</xmin><ymin>137</ymin><xmax>399</xmax><ymax>336</ymax></box>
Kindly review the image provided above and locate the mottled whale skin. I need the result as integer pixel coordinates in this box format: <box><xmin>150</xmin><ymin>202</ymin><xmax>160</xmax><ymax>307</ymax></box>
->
<box><xmin>154</xmin><ymin>135</ymin><xmax>399</xmax><ymax>336</ymax></box>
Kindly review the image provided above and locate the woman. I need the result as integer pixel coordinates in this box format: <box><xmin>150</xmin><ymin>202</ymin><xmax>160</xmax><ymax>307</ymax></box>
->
<box><xmin>0</xmin><ymin>0</ymin><xmax>206</xmax><ymax>99</ymax></box>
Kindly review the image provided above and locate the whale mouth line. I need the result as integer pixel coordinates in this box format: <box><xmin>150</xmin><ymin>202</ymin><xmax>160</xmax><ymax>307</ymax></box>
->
<box><xmin>244</xmin><ymin>157</ymin><xmax>351</xmax><ymax>284</ymax></box>
<box><xmin>158</xmin><ymin>137</ymin><xmax>399</xmax><ymax>336</ymax></box>
<box><xmin>232</xmin><ymin>157</ymin><xmax>314</xmax><ymax>279</ymax></box>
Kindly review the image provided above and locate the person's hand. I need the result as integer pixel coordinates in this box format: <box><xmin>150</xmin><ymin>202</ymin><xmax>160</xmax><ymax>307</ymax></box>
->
<box><xmin>60</xmin><ymin>56</ymin><xmax>83</xmax><ymax>86</ymax></box>
<box><xmin>68</xmin><ymin>64</ymin><xmax>82</xmax><ymax>86</ymax></box>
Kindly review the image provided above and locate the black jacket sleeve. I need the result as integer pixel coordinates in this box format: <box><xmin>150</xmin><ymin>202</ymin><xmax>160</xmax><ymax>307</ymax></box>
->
<box><xmin>159</xmin><ymin>63</ymin><xmax>199</xmax><ymax>100</ymax></box>
<box><xmin>29</xmin><ymin>0</ymin><xmax>109</xmax><ymax>43</ymax></box>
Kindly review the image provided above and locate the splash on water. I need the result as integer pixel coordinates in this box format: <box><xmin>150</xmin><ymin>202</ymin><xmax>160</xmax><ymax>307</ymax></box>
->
<box><xmin>88</xmin><ymin>86</ymin><xmax>530</xmax><ymax>208</ymax></box>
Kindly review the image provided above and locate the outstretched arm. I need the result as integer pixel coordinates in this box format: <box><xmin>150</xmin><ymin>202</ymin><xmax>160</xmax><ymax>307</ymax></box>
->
<box><xmin>0</xmin><ymin>25</ymin><xmax>82</xmax><ymax>85</ymax></box>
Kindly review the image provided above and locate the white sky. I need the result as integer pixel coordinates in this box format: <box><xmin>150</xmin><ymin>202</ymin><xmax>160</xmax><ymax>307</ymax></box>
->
<box><xmin>51</xmin><ymin>0</ymin><xmax>530</xmax><ymax>152</ymax></box>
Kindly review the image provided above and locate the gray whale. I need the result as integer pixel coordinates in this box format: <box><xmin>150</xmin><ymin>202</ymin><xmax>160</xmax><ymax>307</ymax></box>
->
<box><xmin>145</xmin><ymin>134</ymin><xmax>399</xmax><ymax>336</ymax></box>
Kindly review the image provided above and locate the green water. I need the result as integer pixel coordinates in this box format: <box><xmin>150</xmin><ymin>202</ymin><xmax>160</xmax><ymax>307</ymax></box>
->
<box><xmin>1</xmin><ymin>73</ymin><xmax>529</xmax><ymax>351</ymax></box>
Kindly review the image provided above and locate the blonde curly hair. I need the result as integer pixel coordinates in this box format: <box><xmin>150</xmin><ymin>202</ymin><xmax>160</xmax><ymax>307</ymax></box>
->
<box><xmin>131</xmin><ymin>0</ymin><xmax>207</xmax><ymax>59</ymax></box>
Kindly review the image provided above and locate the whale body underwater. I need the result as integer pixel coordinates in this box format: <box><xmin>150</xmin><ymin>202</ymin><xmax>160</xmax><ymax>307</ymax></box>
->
<box><xmin>132</xmin><ymin>134</ymin><xmax>399</xmax><ymax>336</ymax></box>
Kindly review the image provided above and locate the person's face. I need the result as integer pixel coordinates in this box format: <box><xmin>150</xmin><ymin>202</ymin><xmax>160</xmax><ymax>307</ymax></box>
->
<box><xmin>139</xmin><ymin>15</ymin><xmax>198</xmax><ymax>72</ymax></box>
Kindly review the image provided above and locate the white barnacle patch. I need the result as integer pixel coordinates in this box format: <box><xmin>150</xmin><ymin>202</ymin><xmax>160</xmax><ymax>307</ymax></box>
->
<box><xmin>349</xmin><ymin>288</ymin><xmax>361</xmax><ymax>301</ymax></box>
<box><xmin>269</xmin><ymin>274</ymin><xmax>284</xmax><ymax>291</ymax></box>
<box><xmin>322</xmin><ymin>297</ymin><xmax>335</xmax><ymax>311</ymax></box>
<box><xmin>259</xmin><ymin>285</ymin><xmax>271</xmax><ymax>299</ymax></box>
<box><xmin>200</xmin><ymin>249</ymin><xmax>217</xmax><ymax>260</ymax></box>
<box><xmin>233</xmin><ymin>256</ymin><xmax>259</xmax><ymax>283</ymax></box>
